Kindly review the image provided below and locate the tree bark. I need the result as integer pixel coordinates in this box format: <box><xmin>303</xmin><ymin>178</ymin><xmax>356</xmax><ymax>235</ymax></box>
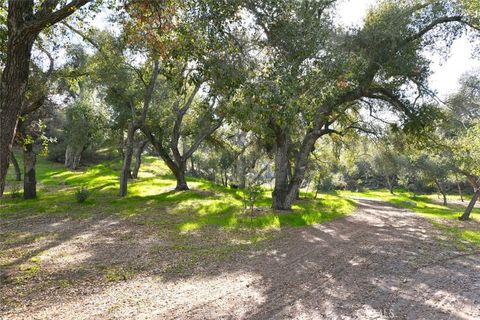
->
<box><xmin>10</xmin><ymin>151</ymin><xmax>22</xmax><ymax>181</ymax></box>
<box><xmin>173</xmin><ymin>161</ymin><xmax>189</xmax><ymax>191</ymax></box>
<box><xmin>23</xmin><ymin>143</ymin><xmax>36</xmax><ymax>199</ymax></box>
<box><xmin>459</xmin><ymin>190</ymin><xmax>479</xmax><ymax>221</ymax></box>
<box><xmin>272</xmin><ymin>129</ymin><xmax>319</xmax><ymax>210</ymax></box>
<box><xmin>120</xmin><ymin>123</ymin><xmax>135</xmax><ymax>197</ymax></box>
<box><xmin>0</xmin><ymin>31</ymin><xmax>36</xmax><ymax>197</ymax></box>
<box><xmin>272</xmin><ymin>131</ymin><xmax>292</xmax><ymax>210</ymax></box>
<box><xmin>132</xmin><ymin>140</ymin><xmax>148</xmax><ymax>179</ymax></box>
<box><xmin>458</xmin><ymin>173</ymin><xmax>480</xmax><ymax>220</ymax></box>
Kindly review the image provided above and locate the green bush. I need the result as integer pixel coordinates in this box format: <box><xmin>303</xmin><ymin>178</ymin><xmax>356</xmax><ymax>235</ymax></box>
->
<box><xmin>75</xmin><ymin>186</ymin><xmax>91</xmax><ymax>203</ymax></box>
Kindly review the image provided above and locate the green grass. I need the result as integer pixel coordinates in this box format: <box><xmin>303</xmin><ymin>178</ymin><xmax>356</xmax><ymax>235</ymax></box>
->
<box><xmin>1</xmin><ymin>156</ymin><xmax>355</xmax><ymax>231</ymax></box>
<box><xmin>338</xmin><ymin>189</ymin><xmax>480</xmax><ymax>247</ymax></box>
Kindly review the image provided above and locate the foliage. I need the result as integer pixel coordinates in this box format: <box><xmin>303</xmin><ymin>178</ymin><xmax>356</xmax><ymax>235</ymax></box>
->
<box><xmin>243</xmin><ymin>183</ymin><xmax>263</xmax><ymax>214</ymax></box>
<box><xmin>75</xmin><ymin>186</ymin><xmax>91</xmax><ymax>204</ymax></box>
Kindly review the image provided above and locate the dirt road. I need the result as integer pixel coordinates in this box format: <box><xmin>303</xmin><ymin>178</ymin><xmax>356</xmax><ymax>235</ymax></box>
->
<box><xmin>2</xmin><ymin>199</ymin><xmax>479</xmax><ymax>319</ymax></box>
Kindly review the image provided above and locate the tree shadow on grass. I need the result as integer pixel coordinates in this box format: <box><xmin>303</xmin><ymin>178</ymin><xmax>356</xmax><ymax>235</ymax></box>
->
<box><xmin>2</xmin><ymin>194</ymin><xmax>480</xmax><ymax>319</ymax></box>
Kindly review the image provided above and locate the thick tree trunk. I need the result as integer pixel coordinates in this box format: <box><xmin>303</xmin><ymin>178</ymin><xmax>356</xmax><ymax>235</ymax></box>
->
<box><xmin>119</xmin><ymin>123</ymin><xmax>136</xmax><ymax>197</ymax></box>
<box><xmin>272</xmin><ymin>129</ymin><xmax>318</xmax><ymax>210</ymax></box>
<box><xmin>459</xmin><ymin>190</ymin><xmax>479</xmax><ymax>221</ymax></box>
<box><xmin>23</xmin><ymin>143</ymin><xmax>36</xmax><ymax>199</ymax></box>
<box><xmin>10</xmin><ymin>151</ymin><xmax>22</xmax><ymax>181</ymax></box>
<box><xmin>173</xmin><ymin>161</ymin><xmax>189</xmax><ymax>191</ymax></box>
<box><xmin>0</xmin><ymin>29</ymin><xmax>36</xmax><ymax>197</ymax></box>
<box><xmin>132</xmin><ymin>140</ymin><xmax>147</xmax><ymax>179</ymax></box>
<box><xmin>272</xmin><ymin>132</ymin><xmax>292</xmax><ymax>210</ymax></box>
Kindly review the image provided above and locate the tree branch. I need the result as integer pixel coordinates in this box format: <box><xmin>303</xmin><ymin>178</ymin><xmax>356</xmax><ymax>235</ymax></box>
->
<box><xmin>25</xmin><ymin>0</ymin><xmax>93</xmax><ymax>35</ymax></box>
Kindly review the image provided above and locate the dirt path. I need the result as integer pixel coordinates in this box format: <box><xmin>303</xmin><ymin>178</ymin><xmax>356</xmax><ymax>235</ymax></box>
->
<box><xmin>2</xmin><ymin>199</ymin><xmax>480</xmax><ymax>319</ymax></box>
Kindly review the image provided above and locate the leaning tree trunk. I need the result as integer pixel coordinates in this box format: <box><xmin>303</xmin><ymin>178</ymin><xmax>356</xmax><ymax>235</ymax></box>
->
<box><xmin>119</xmin><ymin>124</ymin><xmax>136</xmax><ymax>197</ymax></box>
<box><xmin>434</xmin><ymin>178</ymin><xmax>447</xmax><ymax>206</ymax></box>
<box><xmin>459</xmin><ymin>189</ymin><xmax>480</xmax><ymax>221</ymax></box>
<box><xmin>23</xmin><ymin>143</ymin><xmax>36</xmax><ymax>199</ymax></box>
<box><xmin>132</xmin><ymin>140</ymin><xmax>148</xmax><ymax>179</ymax></box>
<box><xmin>10</xmin><ymin>151</ymin><xmax>22</xmax><ymax>181</ymax></box>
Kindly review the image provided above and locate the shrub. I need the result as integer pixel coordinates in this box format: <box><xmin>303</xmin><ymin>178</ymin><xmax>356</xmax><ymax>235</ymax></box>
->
<box><xmin>75</xmin><ymin>186</ymin><xmax>91</xmax><ymax>203</ymax></box>
<box><xmin>243</xmin><ymin>184</ymin><xmax>263</xmax><ymax>214</ymax></box>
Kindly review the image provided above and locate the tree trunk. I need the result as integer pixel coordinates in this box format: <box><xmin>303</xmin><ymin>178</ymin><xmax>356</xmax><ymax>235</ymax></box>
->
<box><xmin>272</xmin><ymin>129</ymin><xmax>318</xmax><ymax>210</ymax></box>
<box><xmin>459</xmin><ymin>189</ymin><xmax>479</xmax><ymax>221</ymax></box>
<box><xmin>0</xmin><ymin>0</ymin><xmax>92</xmax><ymax>197</ymax></box>
<box><xmin>0</xmin><ymin>29</ymin><xmax>36</xmax><ymax>197</ymax></box>
<box><xmin>434</xmin><ymin>178</ymin><xmax>447</xmax><ymax>206</ymax></box>
<box><xmin>173</xmin><ymin>161</ymin><xmax>189</xmax><ymax>191</ymax></box>
<box><xmin>190</xmin><ymin>156</ymin><xmax>196</xmax><ymax>176</ymax></box>
<box><xmin>457</xmin><ymin>181</ymin><xmax>464</xmax><ymax>202</ymax></box>
<box><xmin>119</xmin><ymin>123</ymin><xmax>136</xmax><ymax>197</ymax></box>
<box><xmin>385</xmin><ymin>175</ymin><xmax>394</xmax><ymax>194</ymax></box>
<box><xmin>132</xmin><ymin>140</ymin><xmax>148</xmax><ymax>179</ymax></box>
<box><xmin>272</xmin><ymin>132</ymin><xmax>292</xmax><ymax>210</ymax></box>
<box><xmin>23</xmin><ymin>143</ymin><xmax>36</xmax><ymax>199</ymax></box>
<box><xmin>65</xmin><ymin>145</ymin><xmax>83</xmax><ymax>170</ymax></box>
<box><xmin>64</xmin><ymin>145</ymin><xmax>72</xmax><ymax>168</ymax></box>
<box><xmin>72</xmin><ymin>151</ymin><xmax>82</xmax><ymax>170</ymax></box>
<box><xmin>10</xmin><ymin>151</ymin><xmax>22</xmax><ymax>181</ymax></box>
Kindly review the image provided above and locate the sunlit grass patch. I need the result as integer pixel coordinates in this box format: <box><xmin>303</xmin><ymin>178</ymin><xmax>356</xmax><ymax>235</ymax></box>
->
<box><xmin>3</xmin><ymin>156</ymin><xmax>356</xmax><ymax>234</ymax></box>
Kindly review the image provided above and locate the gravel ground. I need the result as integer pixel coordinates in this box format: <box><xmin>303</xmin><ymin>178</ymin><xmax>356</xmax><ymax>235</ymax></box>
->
<box><xmin>1</xmin><ymin>199</ymin><xmax>479</xmax><ymax>319</ymax></box>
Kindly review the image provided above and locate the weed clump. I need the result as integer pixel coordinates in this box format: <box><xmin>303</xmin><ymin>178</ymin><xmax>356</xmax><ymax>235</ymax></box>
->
<box><xmin>75</xmin><ymin>186</ymin><xmax>91</xmax><ymax>203</ymax></box>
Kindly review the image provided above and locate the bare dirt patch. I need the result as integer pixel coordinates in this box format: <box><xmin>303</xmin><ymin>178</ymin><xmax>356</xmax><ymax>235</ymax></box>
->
<box><xmin>1</xmin><ymin>199</ymin><xmax>479</xmax><ymax>319</ymax></box>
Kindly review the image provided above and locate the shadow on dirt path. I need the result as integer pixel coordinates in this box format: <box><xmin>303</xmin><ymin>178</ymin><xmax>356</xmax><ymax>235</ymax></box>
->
<box><xmin>2</xmin><ymin>199</ymin><xmax>480</xmax><ymax>319</ymax></box>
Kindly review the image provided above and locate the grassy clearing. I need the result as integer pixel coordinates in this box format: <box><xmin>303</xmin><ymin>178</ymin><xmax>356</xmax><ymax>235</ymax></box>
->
<box><xmin>0</xmin><ymin>157</ymin><xmax>356</xmax><ymax>283</ymax></box>
<box><xmin>338</xmin><ymin>189</ymin><xmax>480</xmax><ymax>247</ymax></box>
<box><xmin>1</xmin><ymin>156</ymin><xmax>355</xmax><ymax>233</ymax></box>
